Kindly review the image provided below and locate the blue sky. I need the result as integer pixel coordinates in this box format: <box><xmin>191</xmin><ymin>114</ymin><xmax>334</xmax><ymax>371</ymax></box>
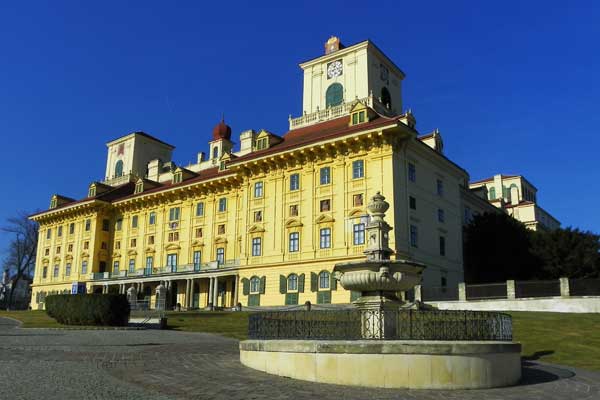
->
<box><xmin>1</xmin><ymin>1</ymin><xmax>599</xmax><ymax>255</ymax></box>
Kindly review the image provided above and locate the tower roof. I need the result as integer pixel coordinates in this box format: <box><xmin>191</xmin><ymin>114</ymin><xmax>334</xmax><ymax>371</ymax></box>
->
<box><xmin>212</xmin><ymin>119</ymin><xmax>232</xmax><ymax>141</ymax></box>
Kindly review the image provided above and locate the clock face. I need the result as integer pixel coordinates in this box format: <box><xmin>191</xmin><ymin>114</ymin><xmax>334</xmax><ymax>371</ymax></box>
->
<box><xmin>380</xmin><ymin>64</ymin><xmax>389</xmax><ymax>81</ymax></box>
<box><xmin>327</xmin><ymin>60</ymin><xmax>343</xmax><ymax>79</ymax></box>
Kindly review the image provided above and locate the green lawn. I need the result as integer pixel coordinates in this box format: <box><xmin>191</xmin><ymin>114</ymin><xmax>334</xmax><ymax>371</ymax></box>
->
<box><xmin>0</xmin><ymin>310</ymin><xmax>63</xmax><ymax>328</ymax></box>
<box><xmin>166</xmin><ymin>311</ymin><xmax>249</xmax><ymax>340</ymax></box>
<box><xmin>510</xmin><ymin>311</ymin><xmax>600</xmax><ymax>371</ymax></box>
<box><xmin>2</xmin><ymin>309</ymin><xmax>599</xmax><ymax>371</ymax></box>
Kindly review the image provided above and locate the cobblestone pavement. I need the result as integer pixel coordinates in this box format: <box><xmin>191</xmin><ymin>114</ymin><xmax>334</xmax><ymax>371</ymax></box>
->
<box><xmin>1</xmin><ymin>317</ymin><xmax>599</xmax><ymax>400</ymax></box>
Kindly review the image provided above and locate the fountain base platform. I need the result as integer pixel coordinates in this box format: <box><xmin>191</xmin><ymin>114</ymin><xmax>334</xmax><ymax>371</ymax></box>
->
<box><xmin>239</xmin><ymin>339</ymin><xmax>521</xmax><ymax>389</ymax></box>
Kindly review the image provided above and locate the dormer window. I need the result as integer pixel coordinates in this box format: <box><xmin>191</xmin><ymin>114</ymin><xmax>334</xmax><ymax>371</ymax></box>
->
<box><xmin>212</xmin><ymin>146</ymin><xmax>219</xmax><ymax>159</ymax></box>
<box><xmin>50</xmin><ymin>196</ymin><xmax>57</xmax><ymax>209</ymax></box>
<box><xmin>219</xmin><ymin>161</ymin><xmax>226</xmax><ymax>171</ymax></box>
<box><xmin>173</xmin><ymin>170</ymin><xmax>182</xmax><ymax>184</ymax></box>
<box><xmin>256</xmin><ymin>138</ymin><xmax>268</xmax><ymax>150</ymax></box>
<box><xmin>135</xmin><ymin>180</ymin><xmax>144</xmax><ymax>194</ymax></box>
<box><xmin>351</xmin><ymin>110</ymin><xmax>366</xmax><ymax>125</ymax></box>
<box><xmin>88</xmin><ymin>185</ymin><xmax>96</xmax><ymax>198</ymax></box>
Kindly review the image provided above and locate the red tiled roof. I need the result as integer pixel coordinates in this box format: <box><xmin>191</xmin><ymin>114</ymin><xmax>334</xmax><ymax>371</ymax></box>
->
<box><xmin>230</xmin><ymin>114</ymin><xmax>402</xmax><ymax>165</ymax></box>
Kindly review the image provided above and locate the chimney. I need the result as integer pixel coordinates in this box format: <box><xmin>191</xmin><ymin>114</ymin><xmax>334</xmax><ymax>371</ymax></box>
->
<box><xmin>239</xmin><ymin>129</ymin><xmax>256</xmax><ymax>156</ymax></box>
<box><xmin>197</xmin><ymin>152</ymin><xmax>206</xmax><ymax>164</ymax></box>
<box><xmin>325</xmin><ymin>36</ymin><xmax>343</xmax><ymax>55</ymax></box>
<box><xmin>147</xmin><ymin>159</ymin><xmax>161</xmax><ymax>181</ymax></box>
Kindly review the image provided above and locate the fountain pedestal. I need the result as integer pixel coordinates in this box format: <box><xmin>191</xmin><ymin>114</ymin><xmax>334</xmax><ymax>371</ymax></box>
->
<box><xmin>333</xmin><ymin>192</ymin><xmax>425</xmax><ymax>339</ymax></box>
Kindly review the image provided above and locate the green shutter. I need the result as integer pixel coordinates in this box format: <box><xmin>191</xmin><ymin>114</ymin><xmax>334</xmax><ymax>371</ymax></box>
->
<box><xmin>248</xmin><ymin>294</ymin><xmax>260</xmax><ymax>306</ymax></box>
<box><xmin>279</xmin><ymin>275</ymin><xmax>287</xmax><ymax>294</ymax></box>
<box><xmin>285</xmin><ymin>293</ymin><xmax>299</xmax><ymax>305</ymax></box>
<box><xmin>317</xmin><ymin>290</ymin><xmax>332</xmax><ymax>304</ymax></box>
<box><xmin>311</xmin><ymin>272</ymin><xmax>318</xmax><ymax>292</ymax></box>
<box><xmin>298</xmin><ymin>273</ymin><xmax>305</xmax><ymax>293</ymax></box>
<box><xmin>259</xmin><ymin>276</ymin><xmax>266</xmax><ymax>294</ymax></box>
<box><xmin>242</xmin><ymin>278</ymin><xmax>249</xmax><ymax>296</ymax></box>
<box><xmin>330</xmin><ymin>273</ymin><xmax>337</xmax><ymax>291</ymax></box>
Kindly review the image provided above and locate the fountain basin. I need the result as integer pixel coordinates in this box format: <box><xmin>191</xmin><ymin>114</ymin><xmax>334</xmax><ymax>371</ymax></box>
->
<box><xmin>240</xmin><ymin>339</ymin><xmax>522</xmax><ymax>389</ymax></box>
<box><xmin>333</xmin><ymin>259</ymin><xmax>425</xmax><ymax>293</ymax></box>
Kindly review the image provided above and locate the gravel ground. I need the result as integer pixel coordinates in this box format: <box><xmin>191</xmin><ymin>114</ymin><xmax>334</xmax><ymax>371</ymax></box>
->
<box><xmin>1</xmin><ymin>317</ymin><xmax>599</xmax><ymax>400</ymax></box>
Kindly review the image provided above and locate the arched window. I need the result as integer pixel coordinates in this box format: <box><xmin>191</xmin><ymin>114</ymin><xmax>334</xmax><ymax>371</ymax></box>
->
<box><xmin>114</xmin><ymin>160</ymin><xmax>124</xmax><ymax>177</ymax></box>
<box><xmin>318</xmin><ymin>271</ymin><xmax>330</xmax><ymax>290</ymax></box>
<box><xmin>212</xmin><ymin>146</ymin><xmax>219</xmax><ymax>159</ymax></box>
<box><xmin>250</xmin><ymin>276</ymin><xmax>260</xmax><ymax>293</ymax></box>
<box><xmin>381</xmin><ymin>87</ymin><xmax>391</xmax><ymax>108</ymax></box>
<box><xmin>489</xmin><ymin>187</ymin><xmax>496</xmax><ymax>200</ymax></box>
<box><xmin>287</xmin><ymin>274</ymin><xmax>298</xmax><ymax>291</ymax></box>
<box><xmin>325</xmin><ymin>83</ymin><xmax>343</xmax><ymax>108</ymax></box>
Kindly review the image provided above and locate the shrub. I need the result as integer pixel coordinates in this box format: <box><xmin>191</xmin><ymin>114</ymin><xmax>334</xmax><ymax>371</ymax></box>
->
<box><xmin>45</xmin><ymin>294</ymin><xmax>130</xmax><ymax>326</ymax></box>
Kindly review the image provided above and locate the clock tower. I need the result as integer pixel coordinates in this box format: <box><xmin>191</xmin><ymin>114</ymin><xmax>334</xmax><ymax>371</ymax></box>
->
<box><xmin>299</xmin><ymin>37</ymin><xmax>405</xmax><ymax>117</ymax></box>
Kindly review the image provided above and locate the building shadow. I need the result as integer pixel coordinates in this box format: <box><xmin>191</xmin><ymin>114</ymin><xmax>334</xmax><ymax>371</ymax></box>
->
<box><xmin>519</xmin><ymin>360</ymin><xmax>575</xmax><ymax>385</ymax></box>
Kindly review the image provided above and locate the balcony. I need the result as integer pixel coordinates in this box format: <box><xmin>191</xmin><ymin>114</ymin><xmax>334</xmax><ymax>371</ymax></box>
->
<box><xmin>288</xmin><ymin>95</ymin><xmax>393</xmax><ymax>130</ymax></box>
<box><xmin>88</xmin><ymin>259</ymin><xmax>241</xmax><ymax>281</ymax></box>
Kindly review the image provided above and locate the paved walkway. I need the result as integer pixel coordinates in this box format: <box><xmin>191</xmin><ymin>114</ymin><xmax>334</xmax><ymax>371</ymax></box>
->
<box><xmin>1</xmin><ymin>317</ymin><xmax>599</xmax><ymax>400</ymax></box>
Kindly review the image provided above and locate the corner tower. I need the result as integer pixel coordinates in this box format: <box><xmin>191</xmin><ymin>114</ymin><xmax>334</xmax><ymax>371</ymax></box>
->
<box><xmin>299</xmin><ymin>37</ymin><xmax>405</xmax><ymax>117</ymax></box>
<box><xmin>104</xmin><ymin>131</ymin><xmax>174</xmax><ymax>184</ymax></box>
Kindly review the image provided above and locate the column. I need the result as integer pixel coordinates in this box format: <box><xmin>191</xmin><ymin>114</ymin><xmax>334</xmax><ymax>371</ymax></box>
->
<box><xmin>233</xmin><ymin>275</ymin><xmax>239</xmax><ymax>308</ymax></box>
<box><xmin>559</xmin><ymin>277</ymin><xmax>570</xmax><ymax>297</ymax></box>
<box><xmin>213</xmin><ymin>277</ymin><xmax>219</xmax><ymax>308</ymax></box>
<box><xmin>189</xmin><ymin>279</ymin><xmax>195</xmax><ymax>309</ymax></box>
<box><xmin>414</xmin><ymin>285</ymin><xmax>422</xmax><ymax>302</ymax></box>
<box><xmin>208</xmin><ymin>277</ymin><xmax>214</xmax><ymax>307</ymax></box>
<box><xmin>458</xmin><ymin>282</ymin><xmax>466</xmax><ymax>301</ymax></box>
<box><xmin>185</xmin><ymin>279</ymin><xmax>191</xmax><ymax>309</ymax></box>
<box><xmin>506</xmin><ymin>280</ymin><xmax>516</xmax><ymax>300</ymax></box>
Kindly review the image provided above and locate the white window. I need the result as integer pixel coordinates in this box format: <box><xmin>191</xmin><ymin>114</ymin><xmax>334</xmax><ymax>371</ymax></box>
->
<box><xmin>196</xmin><ymin>202</ymin><xmax>204</xmax><ymax>217</ymax></box>
<box><xmin>149</xmin><ymin>212</ymin><xmax>156</xmax><ymax>225</ymax></box>
<box><xmin>252</xmin><ymin>237</ymin><xmax>262</xmax><ymax>256</ymax></box>
<box><xmin>166</xmin><ymin>253</ymin><xmax>177</xmax><ymax>269</ymax></box>
<box><xmin>289</xmin><ymin>232</ymin><xmax>299</xmax><ymax>252</ymax></box>
<box><xmin>113</xmin><ymin>261</ymin><xmax>120</xmax><ymax>274</ymax></box>
<box><xmin>254</xmin><ymin>182</ymin><xmax>264</xmax><ymax>198</ymax></box>
<box><xmin>319</xmin><ymin>271</ymin><xmax>330</xmax><ymax>289</ymax></box>
<box><xmin>81</xmin><ymin>261</ymin><xmax>88</xmax><ymax>275</ymax></box>
<box><xmin>193</xmin><ymin>251</ymin><xmax>201</xmax><ymax>269</ymax></box>
<box><xmin>353</xmin><ymin>223</ymin><xmax>365</xmax><ymax>245</ymax></box>
<box><xmin>290</xmin><ymin>173</ymin><xmax>300</xmax><ymax>191</ymax></box>
<box><xmin>218</xmin><ymin>198</ymin><xmax>227</xmax><ymax>212</ymax></box>
<box><xmin>216</xmin><ymin>247</ymin><xmax>225</xmax><ymax>265</ymax></box>
<box><xmin>287</xmin><ymin>274</ymin><xmax>298</xmax><ymax>291</ymax></box>
<box><xmin>128</xmin><ymin>259</ymin><xmax>135</xmax><ymax>273</ymax></box>
<box><xmin>320</xmin><ymin>228</ymin><xmax>331</xmax><ymax>249</ymax></box>
<box><xmin>408</xmin><ymin>163</ymin><xmax>416</xmax><ymax>182</ymax></box>
<box><xmin>410</xmin><ymin>225</ymin><xmax>418</xmax><ymax>248</ymax></box>
<box><xmin>250</xmin><ymin>276</ymin><xmax>260</xmax><ymax>293</ymax></box>
<box><xmin>352</xmin><ymin>160</ymin><xmax>364</xmax><ymax>179</ymax></box>
<box><xmin>65</xmin><ymin>263</ymin><xmax>71</xmax><ymax>276</ymax></box>
<box><xmin>169</xmin><ymin>207</ymin><xmax>180</xmax><ymax>221</ymax></box>
<box><xmin>320</xmin><ymin>167</ymin><xmax>331</xmax><ymax>185</ymax></box>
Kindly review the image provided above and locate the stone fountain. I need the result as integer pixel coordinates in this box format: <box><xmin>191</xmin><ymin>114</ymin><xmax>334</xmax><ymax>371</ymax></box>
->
<box><xmin>333</xmin><ymin>192</ymin><xmax>425</xmax><ymax>338</ymax></box>
<box><xmin>239</xmin><ymin>192</ymin><xmax>522</xmax><ymax>389</ymax></box>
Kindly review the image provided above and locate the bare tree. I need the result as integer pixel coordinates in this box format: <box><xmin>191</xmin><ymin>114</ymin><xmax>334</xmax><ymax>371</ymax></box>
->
<box><xmin>2</xmin><ymin>211</ymin><xmax>38</xmax><ymax>310</ymax></box>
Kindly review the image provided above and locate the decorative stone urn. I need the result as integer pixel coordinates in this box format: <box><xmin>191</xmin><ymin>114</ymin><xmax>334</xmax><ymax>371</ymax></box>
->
<box><xmin>126</xmin><ymin>286</ymin><xmax>138</xmax><ymax>303</ymax></box>
<box><xmin>155</xmin><ymin>282</ymin><xmax>167</xmax><ymax>310</ymax></box>
<box><xmin>333</xmin><ymin>192</ymin><xmax>425</xmax><ymax>338</ymax></box>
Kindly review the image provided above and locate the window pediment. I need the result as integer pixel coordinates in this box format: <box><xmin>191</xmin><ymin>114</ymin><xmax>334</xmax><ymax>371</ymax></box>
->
<box><xmin>53</xmin><ymin>256</ymin><xmax>61</xmax><ymax>262</ymax></box>
<box><xmin>285</xmin><ymin>218</ymin><xmax>303</xmax><ymax>228</ymax></box>
<box><xmin>315</xmin><ymin>214</ymin><xmax>335</xmax><ymax>224</ymax></box>
<box><xmin>165</xmin><ymin>243</ymin><xmax>181</xmax><ymax>251</ymax></box>
<box><xmin>247</xmin><ymin>224</ymin><xmax>265</xmax><ymax>234</ymax></box>
<box><xmin>127</xmin><ymin>249</ymin><xmax>137</xmax><ymax>256</ymax></box>
<box><xmin>145</xmin><ymin>247</ymin><xmax>156</xmax><ymax>254</ymax></box>
<box><xmin>214</xmin><ymin>236</ymin><xmax>228</xmax><ymax>244</ymax></box>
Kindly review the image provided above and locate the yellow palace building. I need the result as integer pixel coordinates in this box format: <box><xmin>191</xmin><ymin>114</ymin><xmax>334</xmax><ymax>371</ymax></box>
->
<box><xmin>30</xmin><ymin>37</ymin><xmax>504</xmax><ymax>310</ymax></box>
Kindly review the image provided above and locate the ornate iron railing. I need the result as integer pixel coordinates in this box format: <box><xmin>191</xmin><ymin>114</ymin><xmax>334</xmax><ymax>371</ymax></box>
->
<box><xmin>248</xmin><ymin>310</ymin><xmax>513</xmax><ymax>341</ymax></box>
